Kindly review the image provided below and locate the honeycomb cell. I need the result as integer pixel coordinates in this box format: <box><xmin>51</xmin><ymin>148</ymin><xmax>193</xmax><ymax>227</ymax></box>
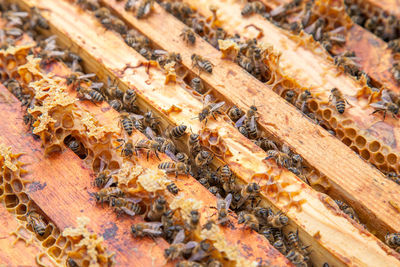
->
<box><xmin>341</xmin><ymin>119</ymin><xmax>353</xmax><ymax>126</ymax></box>
<box><xmin>374</xmin><ymin>152</ymin><xmax>385</xmax><ymax>164</ymax></box>
<box><xmin>5</xmin><ymin>194</ymin><xmax>19</xmax><ymax>208</ymax></box>
<box><xmin>329</xmin><ymin>117</ymin><xmax>337</xmax><ymax>128</ymax></box>
<box><xmin>82</xmin><ymin>259</ymin><xmax>90</xmax><ymax>267</ymax></box>
<box><xmin>308</xmin><ymin>99</ymin><xmax>319</xmax><ymax>112</ymax></box>
<box><xmin>344</xmin><ymin>128</ymin><xmax>357</xmax><ymax>139</ymax></box>
<box><xmin>18</xmin><ymin>192</ymin><xmax>30</xmax><ymax>203</ymax></box>
<box><xmin>44</xmin><ymin>144</ymin><xmax>62</xmax><ymax>155</ymax></box>
<box><xmin>350</xmin><ymin>146</ymin><xmax>359</xmax><ymax>154</ymax></box>
<box><xmin>0</xmin><ymin>174</ymin><xmax>3</xmax><ymax>185</ymax></box>
<box><xmin>336</xmin><ymin>129</ymin><xmax>344</xmax><ymax>139</ymax></box>
<box><xmin>16</xmin><ymin>203</ymin><xmax>27</xmax><ymax>215</ymax></box>
<box><xmin>360</xmin><ymin>149</ymin><xmax>371</xmax><ymax>160</ymax></box>
<box><xmin>342</xmin><ymin>137</ymin><xmax>352</xmax><ymax>146</ymax></box>
<box><xmin>4</xmin><ymin>169</ymin><xmax>12</xmax><ymax>181</ymax></box>
<box><xmin>387</xmin><ymin>153</ymin><xmax>398</xmax><ymax>166</ymax></box>
<box><xmin>48</xmin><ymin>246</ymin><xmax>62</xmax><ymax>258</ymax></box>
<box><xmin>56</xmin><ymin>236</ymin><xmax>67</xmax><ymax>247</ymax></box>
<box><xmin>355</xmin><ymin>136</ymin><xmax>367</xmax><ymax>148</ymax></box>
<box><xmin>42</xmin><ymin>236</ymin><xmax>56</xmax><ymax>248</ymax></box>
<box><xmin>62</xmin><ymin>114</ymin><xmax>75</xmax><ymax>128</ymax></box>
<box><xmin>378</xmin><ymin>164</ymin><xmax>389</xmax><ymax>173</ymax></box>
<box><xmin>322</xmin><ymin>109</ymin><xmax>332</xmax><ymax>120</ymax></box>
<box><xmin>108</xmin><ymin>161</ymin><xmax>120</xmax><ymax>170</ymax></box>
<box><xmin>4</xmin><ymin>183</ymin><xmax>13</xmax><ymax>194</ymax></box>
<box><xmin>369</xmin><ymin>141</ymin><xmax>381</xmax><ymax>153</ymax></box>
<box><xmin>55</xmin><ymin>128</ymin><xmax>64</xmax><ymax>140</ymax></box>
<box><xmin>0</xmin><ymin>187</ymin><xmax>3</xmax><ymax>196</ymax></box>
<box><xmin>11</xmin><ymin>179</ymin><xmax>23</xmax><ymax>192</ymax></box>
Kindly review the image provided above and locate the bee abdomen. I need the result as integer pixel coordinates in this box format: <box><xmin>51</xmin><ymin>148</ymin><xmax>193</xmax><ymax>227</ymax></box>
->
<box><xmin>202</xmin><ymin>60</ymin><xmax>213</xmax><ymax>73</ymax></box>
<box><xmin>336</xmin><ymin>100</ymin><xmax>345</xmax><ymax>114</ymax></box>
<box><xmin>122</xmin><ymin>118</ymin><xmax>134</xmax><ymax>135</ymax></box>
<box><xmin>158</xmin><ymin>162</ymin><xmax>174</xmax><ymax>169</ymax></box>
<box><xmin>170</xmin><ymin>125</ymin><xmax>187</xmax><ymax>138</ymax></box>
<box><xmin>166</xmin><ymin>182</ymin><xmax>179</xmax><ymax>195</ymax></box>
<box><xmin>89</xmin><ymin>89</ymin><xmax>104</xmax><ymax>102</ymax></box>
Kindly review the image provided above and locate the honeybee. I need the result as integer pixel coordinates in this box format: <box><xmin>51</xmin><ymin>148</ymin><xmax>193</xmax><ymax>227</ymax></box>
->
<box><xmin>387</xmin><ymin>172</ymin><xmax>400</xmax><ymax>185</ymax></box>
<box><xmin>227</xmin><ymin>106</ymin><xmax>243</xmax><ymax>121</ymax></box>
<box><xmin>116</xmin><ymin>138</ymin><xmax>134</xmax><ymax>158</ymax></box>
<box><xmin>191</xmin><ymin>54</ymin><xmax>213</xmax><ymax>73</ymax></box>
<box><xmin>136</xmin><ymin>0</ymin><xmax>154</xmax><ymax>19</ymax></box>
<box><xmin>213</xmin><ymin>193</ymin><xmax>232</xmax><ymax>225</ymax></box>
<box><xmin>94</xmin><ymin>187</ymin><xmax>124</xmax><ymax>206</ymax></box>
<box><xmin>154</xmin><ymin>50</ymin><xmax>182</xmax><ymax>67</ymax></box>
<box><xmin>94</xmin><ymin>7</ymin><xmax>110</xmax><ymax>19</ymax></box>
<box><xmin>236</xmin><ymin>183</ymin><xmax>260</xmax><ymax>208</ymax></box>
<box><xmin>238</xmin><ymin>55</ymin><xmax>254</xmax><ymax>74</ymax></box>
<box><xmin>190</xmin><ymin>77</ymin><xmax>205</xmax><ymax>94</ymax></box>
<box><xmin>334</xmin><ymin>200</ymin><xmax>359</xmax><ymax>222</ymax></box>
<box><xmin>27</xmin><ymin>211</ymin><xmax>47</xmax><ymax>236</ymax></box>
<box><xmin>295</xmin><ymin>90</ymin><xmax>311</xmax><ymax>113</ymax></box>
<box><xmin>259</xmin><ymin>226</ymin><xmax>275</xmax><ymax>243</ymax></box>
<box><xmin>287</xmin><ymin>230</ymin><xmax>301</xmax><ymax>250</ymax></box>
<box><xmin>166</xmin><ymin>182</ymin><xmax>179</xmax><ymax>195</ymax></box>
<box><xmin>273</xmin><ymin>228</ymin><xmax>286</xmax><ymax>254</ymax></box>
<box><xmin>188</xmin><ymin>133</ymin><xmax>201</xmax><ymax>156</ymax></box>
<box><xmin>66</xmin><ymin>72</ymin><xmax>96</xmax><ymax>89</ymax></box>
<box><xmin>208</xmin><ymin>186</ymin><xmax>222</xmax><ymax>196</ymax></box>
<box><xmin>195</xmin><ymin>150</ymin><xmax>213</xmax><ymax>167</ymax></box>
<box><xmin>94</xmin><ymin>172</ymin><xmax>112</xmax><ymax>188</ymax></box>
<box><xmin>385</xmin><ymin>233</ymin><xmax>400</xmax><ymax>248</ymax></box>
<box><xmin>187</xmin><ymin>210</ymin><xmax>200</xmax><ymax>230</ymax></box>
<box><xmin>144</xmin><ymin>110</ymin><xmax>161</xmax><ymax>133</ymax></box>
<box><xmin>238</xmin><ymin>126</ymin><xmax>249</xmax><ymax>138</ymax></box>
<box><xmin>5</xmin><ymin>79</ymin><xmax>23</xmax><ymax>101</ymax></box>
<box><xmin>123</xmin><ymin>89</ymin><xmax>137</xmax><ymax>111</ymax></box>
<box><xmin>30</xmin><ymin>7</ymin><xmax>49</xmax><ymax>30</ymax></box>
<box><xmin>125</xmin><ymin>0</ymin><xmax>136</xmax><ymax>12</ymax></box>
<box><xmin>241</xmin><ymin>1</ymin><xmax>266</xmax><ymax>16</ymax></box>
<box><xmin>252</xmin><ymin>206</ymin><xmax>270</xmax><ymax>223</ymax></box>
<box><xmin>334</xmin><ymin>51</ymin><xmax>361</xmax><ymax>77</ymax></box>
<box><xmin>176</xmin><ymin>152</ymin><xmax>189</xmax><ymax>164</ymax></box>
<box><xmin>265</xmin><ymin>144</ymin><xmax>291</xmax><ymax>168</ymax></box>
<box><xmin>198</xmin><ymin>95</ymin><xmax>225</xmax><ymax>124</ymax></box>
<box><xmin>388</xmin><ymin>39</ymin><xmax>400</xmax><ymax>54</ymax></box>
<box><xmin>180</xmin><ymin>27</ymin><xmax>196</xmax><ymax>45</ymax></box>
<box><xmin>147</xmin><ymin>196</ymin><xmax>167</xmax><ymax>221</ymax></box>
<box><xmin>159</xmin><ymin>138</ymin><xmax>176</xmax><ymax>157</ymax></box>
<box><xmin>189</xmin><ymin>240</ymin><xmax>212</xmax><ymax>262</ymax></box>
<box><xmin>120</xmin><ymin>114</ymin><xmax>134</xmax><ymax>136</ymax></box>
<box><xmin>110</xmin><ymin>197</ymin><xmax>141</xmax><ymax>216</ymax></box>
<box><xmin>134</xmin><ymin>139</ymin><xmax>161</xmax><ymax>160</ymax></box>
<box><xmin>199</xmin><ymin>178</ymin><xmax>210</xmax><ymax>188</ymax></box>
<box><xmin>68</xmin><ymin>139</ymin><xmax>87</xmax><ymax>159</ymax></box>
<box><xmin>267</xmin><ymin>211</ymin><xmax>288</xmax><ymax>228</ymax></box>
<box><xmin>238</xmin><ymin>211</ymin><xmax>259</xmax><ymax>231</ymax></box>
<box><xmin>106</xmin><ymin>76</ymin><xmax>124</xmax><ymax>100</ymax></box>
<box><xmin>286</xmin><ymin>249</ymin><xmax>309</xmax><ymax>267</ymax></box>
<box><xmin>66</xmin><ymin>257</ymin><xmax>79</xmax><ymax>267</ymax></box>
<box><xmin>109</xmin><ymin>99</ymin><xmax>123</xmax><ymax>111</ymax></box>
<box><xmin>78</xmin><ymin>86</ymin><xmax>105</xmax><ymax>103</ymax></box>
<box><xmin>158</xmin><ymin>162</ymin><xmax>191</xmax><ymax>177</ymax></box>
<box><xmin>217</xmin><ymin>165</ymin><xmax>232</xmax><ymax>182</ymax></box>
<box><xmin>164</xmin><ymin>229</ymin><xmax>193</xmax><ymax>260</ymax></box>
<box><xmin>245</xmin><ymin>114</ymin><xmax>259</xmax><ymax>139</ymax></box>
<box><xmin>370</xmin><ymin>89</ymin><xmax>400</xmax><ymax>120</ymax></box>
<box><xmin>329</xmin><ymin>88</ymin><xmax>349</xmax><ymax>114</ymax></box>
<box><xmin>284</xmin><ymin>90</ymin><xmax>296</xmax><ymax>105</ymax></box>
<box><xmin>131</xmin><ymin>222</ymin><xmax>163</xmax><ymax>238</ymax></box>
<box><xmin>165</xmin><ymin>124</ymin><xmax>187</xmax><ymax>139</ymax></box>
<box><xmin>222</xmin><ymin>176</ymin><xmax>240</xmax><ymax>194</ymax></box>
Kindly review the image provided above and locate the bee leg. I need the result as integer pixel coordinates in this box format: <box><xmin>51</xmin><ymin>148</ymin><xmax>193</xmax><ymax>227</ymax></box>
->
<box><xmin>147</xmin><ymin>150</ymin><xmax>150</xmax><ymax>161</ymax></box>
<box><xmin>155</xmin><ymin>150</ymin><xmax>161</xmax><ymax>160</ymax></box>
<box><xmin>175</xmin><ymin>171</ymin><xmax>178</xmax><ymax>178</ymax></box>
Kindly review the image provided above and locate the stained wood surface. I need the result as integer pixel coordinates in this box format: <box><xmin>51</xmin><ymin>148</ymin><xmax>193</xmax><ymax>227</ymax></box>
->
<box><xmin>0</xmin><ymin>84</ymin><xmax>171</xmax><ymax>267</ymax></box>
<box><xmin>9</xmin><ymin>0</ymin><xmax>400</xmax><ymax>266</ymax></box>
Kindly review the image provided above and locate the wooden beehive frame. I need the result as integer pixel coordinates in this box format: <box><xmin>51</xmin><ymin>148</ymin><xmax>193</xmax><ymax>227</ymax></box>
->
<box><xmin>1</xmin><ymin>0</ymin><xmax>400</xmax><ymax>266</ymax></box>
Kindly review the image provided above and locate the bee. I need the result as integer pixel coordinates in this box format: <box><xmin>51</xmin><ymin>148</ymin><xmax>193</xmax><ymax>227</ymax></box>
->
<box><xmin>31</xmin><ymin>7</ymin><xmax>50</xmax><ymax>30</ymax></box>
<box><xmin>235</xmin><ymin>182</ymin><xmax>260</xmax><ymax>208</ymax></box>
<box><xmin>5</xmin><ymin>79</ymin><xmax>24</xmax><ymax>102</ymax></box>
<box><xmin>273</xmin><ymin>228</ymin><xmax>287</xmax><ymax>254</ymax></box>
<box><xmin>287</xmin><ymin>230</ymin><xmax>301</xmax><ymax>250</ymax></box>
<box><xmin>153</xmin><ymin>50</ymin><xmax>182</xmax><ymax>67</ymax></box>
<box><xmin>176</xmin><ymin>152</ymin><xmax>189</xmax><ymax>164</ymax></box>
<box><xmin>392</xmin><ymin>62</ymin><xmax>400</xmax><ymax>83</ymax></box>
<box><xmin>159</xmin><ymin>138</ymin><xmax>176</xmax><ymax>156</ymax></box>
<box><xmin>238</xmin><ymin>211</ymin><xmax>259</xmax><ymax>231</ymax></box>
<box><xmin>199</xmin><ymin>178</ymin><xmax>210</xmax><ymax>188</ymax></box>
<box><xmin>217</xmin><ymin>165</ymin><xmax>232</xmax><ymax>184</ymax></box>
<box><xmin>388</xmin><ymin>39</ymin><xmax>400</xmax><ymax>54</ymax></box>
<box><xmin>252</xmin><ymin>206</ymin><xmax>270</xmax><ymax>224</ymax></box>
<box><xmin>180</xmin><ymin>27</ymin><xmax>196</xmax><ymax>45</ymax></box>
<box><xmin>187</xmin><ymin>210</ymin><xmax>200</xmax><ymax>230</ymax></box>
<box><xmin>370</xmin><ymin>89</ymin><xmax>400</xmax><ymax>120</ymax></box>
<box><xmin>284</xmin><ymin>90</ymin><xmax>296</xmax><ymax>105</ymax></box>
<box><xmin>94</xmin><ymin>7</ymin><xmax>111</xmax><ymax>19</ymax></box>
<box><xmin>195</xmin><ymin>150</ymin><xmax>213</xmax><ymax>167</ymax></box>
<box><xmin>208</xmin><ymin>186</ymin><xmax>222</xmax><ymax>196</ymax></box>
<box><xmin>238</xmin><ymin>126</ymin><xmax>249</xmax><ymax>138</ymax></box>
<box><xmin>334</xmin><ymin>200</ymin><xmax>359</xmax><ymax>222</ymax></box>
<box><xmin>134</xmin><ymin>139</ymin><xmax>160</xmax><ymax>160</ymax></box>
<box><xmin>387</xmin><ymin>172</ymin><xmax>400</xmax><ymax>185</ymax></box>
<box><xmin>110</xmin><ymin>197</ymin><xmax>141</xmax><ymax>216</ymax></box>
<box><xmin>265</xmin><ymin>144</ymin><xmax>291</xmax><ymax>168</ymax></box>
<box><xmin>120</xmin><ymin>114</ymin><xmax>134</xmax><ymax>136</ymax></box>
<box><xmin>94</xmin><ymin>172</ymin><xmax>112</xmax><ymax>188</ymax></box>
<box><xmin>94</xmin><ymin>187</ymin><xmax>124</xmax><ymax>206</ymax></box>
<box><xmin>286</xmin><ymin>249</ymin><xmax>309</xmax><ymax>266</ymax></box>
<box><xmin>147</xmin><ymin>196</ymin><xmax>167</xmax><ymax>221</ymax></box>
<box><xmin>228</xmin><ymin>106</ymin><xmax>243</xmax><ymax>121</ymax></box>
<box><xmin>165</xmin><ymin>229</ymin><xmax>196</xmax><ymax>261</ymax></box>
<box><xmin>109</xmin><ymin>99</ymin><xmax>123</xmax><ymax>111</ymax></box>
<box><xmin>122</xmin><ymin>89</ymin><xmax>137</xmax><ymax>110</ymax></box>
<box><xmin>125</xmin><ymin>0</ymin><xmax>136</xmax><ymax>11</ymax></box>
<box><xmin>166</xmin><ymin>182</ymin><xmax>179</xmax><ymax>195</ymax></box>
<box><xmin>136</xmin><ymin>0</ymin><xmax>154</xmax><ymax>19</ymax></box>
<box><xmin>190</xmin><ymin>77</ymin><xmax>205</xmax><ymax>94</ymax></box>
<box><xmin>189</xmin><ymin>240</ymin><xmax>212</xmax><ymax>262</ymax></box>
<box><xmin>158</xmin><ymin>162</ymin><xmax>191</xmax><ymax>177</ymax></box>
<box><xmin>27</xmin><ymin>211</ymin><xmax>47</xmax><ymax>236</ymax></box>
<box><xmin>295</xmin><ymin>90</ymin><xmax>311</xmax><ymax>113</ymax></box>
<box><xmin>76</xmin><ymin>86</ymin><xmax>105</xmax><ymax>103</ymax></box>
<box><xmin>241</xmin><ymin>1</ymin><xmax>265</xmax><ymax>16</ymax></box>
<box><xmin>106</xmin><ymin>76</ymin><xmax>124</xmax><ymax>100</ymax></box>
<box><xmin>66</xmin><ymin>72</ymin><xmax>96</xmax><ymax>88</ymax></box>
<box><xmin>222</xmin><ymin>176</ymin><xmax>240</xmax><ymax>194</ymax></box>
<box><xmin>68</xmin><ymin>139</ymin><xmax>87</xmax><ymax>159</ymax></box>
<box><xmin>144</xmin><ymin>110</ymin><xmax>160</xmax><ymax>133</ymax></box>
<box><xmin>238</xmin><ymin>55</ymin><xmax>254</xmax><ymax>74</ymax></box>
<box><xmin>188</xmin><ymin>133</ymin><xmax>201</xmax><ymax>156</ymax></box>
<box><xmin>198</xmin><ymin>95</ymin><xmax>225</xmax><ymax>124</ymax></box>
<box><xmin>334</xmin><ymin>51</ymin><xmax>361</xmax><ymax>77</ymax></box>
<box><xmin>385</xmin><ymin>233</ymin><xmax>400</xmax><ymax>248</ymax></box>
<box><xmin>165</xmin><ymin>124</ymin><xmax>187</xmax><ymax>139</ymax></box>
<box><xmin>131</xmin><ymin>222</ymin><xmax>163</xmax><ymax>238</ymax></box>
<box><xmin>213</xmin><ymin>193</ymin><xmax>232</xmax><ymax>225</ymax></box>
<box><xmin>258</xmin><ymin>138</ymin><xmax>278</xmax><ymax>151</ymax></box>
<box><xmin>245</xmin><ymin>114</ymin><xmax>259</xmax><ymax>139</ymax></box>
<box><xmin>329</xmin><ymin>88</ymin><xmax>349</xmax><ymax>114</ymax></box>
<box><xmin>116</xmin><ymin>138</ymin><xmax>134</xmax><ymax>158</ymax></box>
<box><xmin>191</xmin><ymin>54</ymin><xmax>213</xmax><ymax>73</ymax></box>
<box><xmin>267</xmin><ymin>211</ymin><xmax>288</xmax><ymax>228</ymax></box>
<box><xmin>66</xmin><ymin>258</ymin><xmax>79</xmax><ymax>267</ymax></box>
<box><xmin>259</xmin><ymin>226</ymin><xmax>275</xmax><ymax>243</ymax></box>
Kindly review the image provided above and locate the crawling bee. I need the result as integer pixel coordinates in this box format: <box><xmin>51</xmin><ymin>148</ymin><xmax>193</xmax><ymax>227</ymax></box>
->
<box><xmin>191</xmin><ymin>54</ymin><xmax>213</xmax><ymax>73</ymax></box>
<box><xmin>94</xmin><ymin>187</ymin><xmax>124</xmax><ymax>207</ymax></box>
<box><xmin>187</xmin><ymin>210</ymin><xmax>200</xmax><ymax>230</ymax></box>
<box><xmin>165</xmin><ymin>229</ymin><xmax>196</xmax><ymax>261</ymax></box>
<box><xmin>370</xmin><ymin>89</ymin><xmax>400</xmax><ymax>120</ymax></box>
<box><xmin>287</xmin><ymin>230</ymin><xmax>301</xmax><ymax>250</ymax></box>
<box><xmin>188</xmin><ymin>133</ymin><xmax>201</xmax><ymax>156</ymax></box>
<box><xmin>116</xmin><ymin>138</ymin><xmax>134</xmax><ymax>158</ymax></box>
<box><xmin>259</xmin><ymin>226</ymin><xmax>274</xmax><ymax>243</ymax></box>
<box><xmin>286</xmin><ymin>249</ymin><xmax>309</xmax><ymax>267</ymax></box>
<box><xmin>176</xmin><ymin>152</ymin><xmax>189</xmax><ymax>164</ymax></box>
<box><xmin>238</xmin><ymin>55</ymin><xmax>254</xmax><ymax>74</ymax></box>
<box><xmin>158</xmin><ymin>161</ymin><xmax>191</xmax><ymax>177</ymax></box>
<box><xmin>252</xmin><ymin>206</ymin><xmax>270</xmax><ymax>223</ymax></box>
<box><xmin>334</xmin><ymin>51</ymin><xmax>361</xmax><ymax>77</ymax></box>
<box><xmin>5</xmin><ymin>79</ymin><xmax>23</xmax><ymax>100</ymax></box>
<box><xmin>159</xmin><ymin>138</ymin><xmax>176</xmax><ymax>157</ymax></box>
<box><xmin>241</xmin><ymin>1</ymin><xmax>266</xmax><ymax>16</ymax></box>
<box><xmin>245</xmin><ymin>114</ymin><xmax>259</xmax><ymax>139</ymax></box>
<box><xmin>180</xmin><ymin>27</ymin><xmax>196</xmax><ymax>45</ymax></box>
<box><xmin>131</xmin><ymin>222</ymin><xmax>163</xmax><ymax>238</ymax></box>
<box><xmin>166</xmin><ymin>182</ymin><xmax>179</xmax><ymax>195</ymax></box>
<box><xmin>94</xmin><ymin>7</ymin><xmax>111</xmax><ymax>19</ymax></box>
<box><xmin>265</xmin><ymin>144</ymin><xmax>291</xmax><ymax>168</ymax></box>
<box><xmin>189</xmin><ymin>240</ymin><xmax>212</xmax><ymax>262</ymax></box>
<box><xmin>195</xmin><ymin>150</ymin><xmax>213</xmax><ymax>167</ymax></box>
<box><xmin>136</xmin><ymin>0</ymin><xmax>154</xmax><ymax>19</ymax></box>
<box><xmin>213</xmin><ymin>193</ymin><xmax>232</xmax><ymax>225</ymax></box>
<box><xmin>120</xmin><ymin>114</ymin><xmax>134</xmax><ymax>136</ymax></box>
<box><xmin>217</xmin><ymin>165</ymin><xmax>232</xmax><ymax>182</ymax></box>
<box><xmin>385</xmin><ymin>233</ymin><xmax>400</xmax><ymax>248</ymax></box>
<box><xmin>334</xmin><ymin>200</ymin><xmax>359</xmax><ymax>222</ymax></box>
<box><xmin>198</xmin><ymin>95</ymin><xmax>225</xmax><ymax>124</ymax></box>
<box><xmin>27</xmin><ymin>210</ymin><xmax>47</xmax><ymax>236</ymax></box>
<box><xmin>228</xmin><ymin>106</ymin><xmax>243</xmax><ymax>121</ymax></box>
<box><xmin>94</xmin><ymin>172</ymin><xmax>112</xmax><ymax>188</ymax></box>
<box><xmin>123</xmin><ymin>89</ymin><xmax>137</xmax><ymax>111</ymax></box>
<box><xmin>238</xmin><ymin>211</ymin><xmax>259</xmax><ymax>231</ymax></box>
<box><xmin>154</xmin><ymin>50</ymin><xmax>182</xmax><ymax>67</ymax></box>
<box><xmin>236</xmin><ymin>183</ymin><xmax>260</xmax><ymax>208</ymax></box>
<box><xmin>144</xmin><ymin>110</ymin><xmax>161</xmax><ymax>133</ymax></box>
<box><xmin>125</xmin><ymin>0</ymin><xmax>136</xmax><ymax>11</ymax></box>
<box><xmin>295</xmin><ymin>90</ymin><xmax>311</xmax><ymax>113</ymax></box>
<box><xmin>134</xmin><ymin>139</ymin><xmax>160</xmax><ymax>160</ymax></box>
<box><xmin>273</xmin><ymin>228</ymin><xmax>286</xmax><ymax>254</ymax></box>
<box><xmin>31</xmin><ymin>7</ymin><xmax>50</xmax><ymax>30</ymax></box>
<box><xmin>190</xmin><ymin>77</ymin><xmax>205</xmax><ymax>94</ymax></box>
<box><xmin>110</xmin><ymin>197</ymin><xmax>141</xmax><ymax>216</ymax></box>
<box><xmin>284</xmin><ymin>90</ymin><xmax>296</xmax><ymax>105</ymax></box>
<box><xmin>109</xmin><ymin>99</ymin><xmax>123</xmax><ymax>112</ymax></box>
<box><xmin>66</xmin><ymin>72</ymin><xmax>96</xmax><ymax>89</ymax></box>
<box><xmin>165</xmin><ymin>124</ymin><xmax>187</xmax><ymax>139</ymax></box>
<box><xmin>267</xmin><ymin>211</ymin><xmax>288</xmax><ymax>228</ymax></box>
<box><xmin>147</xmin><ymin>196</ymin><xmax>167</xmax><ymax>221</ymax></box>
<box><xmin>105</xmin><ymin>76</ymin><xmax>124</xmax><ymax>100</ymax></box>
<box><xmin>329</xmin><ymin>88</ymin><xmax>349</xmax><ymax>114</ymax></box>
<box><xmin>68</xmin><ymin>139</ymin><xmax>87</xmax><ymax>159</ymax></box>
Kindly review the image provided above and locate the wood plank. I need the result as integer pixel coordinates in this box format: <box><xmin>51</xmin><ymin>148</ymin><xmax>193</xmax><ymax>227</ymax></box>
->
<box><xmin>11</xmin><ymin>0</ymin><xmax>400</xmax><ymax>266</ymax></box>
<box><xmin>92</xmin><ymin>0</ymin><xmax>400</xmax><ymax>240</ymax></box>
<box><xmin>0</xmin><ymin>84</ymin><xmax>171</xmax><ymax>267</ymax></box>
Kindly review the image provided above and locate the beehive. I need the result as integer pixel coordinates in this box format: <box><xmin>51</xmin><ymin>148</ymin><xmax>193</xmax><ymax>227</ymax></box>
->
<box><xmin>0</xmin><ymin>0</ymin><xmax>400</xmax><ymax>266</ymax></box>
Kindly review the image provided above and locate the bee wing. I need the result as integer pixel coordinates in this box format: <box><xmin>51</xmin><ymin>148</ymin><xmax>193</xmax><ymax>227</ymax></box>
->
<box><xmin>104</xmin><ymin>177</ymin><xmax>115</xmax><ymax>188</ymax></box>
<box><xmin>153</xmin><ymin>49</ymin><xmax>168</xmax><ymax>56</ymax></box>
<box><xmin>328</xmin><ymin>26</ymin><xmax>345</xmax><ymax>35</ymax></box>
<box><xmin>142</xmin><ymin>228</ymin><xmax>163</xmax><ymax>235</ymax></box>
<box><xmin>48</xmin><ymin>51</ymin><xmax>66</xmax><ymax>57</ymax></box>
<box><xmin>184</xmin><ymin>241</ymin><xmax>198</xmax><ymax>251</ymax></box>
<box><xmin>121</xmin><ymin>207</ymin><xmax>137</xmax><ymax>216</ymax></box>
<box><xmin>124</xmin><ymin>197</ymin><xmax>142</xmax><ymax>203</ymax></box>
<box><xmin>381</xmin><ymin>89</ymin><xmax>393</xmax><ymax>103</ymax></box>
<box><xmin>210</xmin><ymin>101</ymin><xmax>225</xmax><ymax>112</ymax></box>
<box><xmin>90</xmin><ymin>82</ymin><xmax>104</xmax><ymax>90</ymax></box>
<box><xmin>145</xmin><ymin>127</ymin><xmax>156</xmax><ymax>140</ymax></box>
<box><xmin>189</xmin><ymin>248</ymin><xmax>207</xmax><ymax>262</ymax></box>
<box><xmin>172</xmin><ymin>229</ymin><xmax>185</xmax><ymax>244</ymax></box>
<box><xmin>225</xmin><ymin>193</ymin><xmax>232</xmax><ymax>209</ymax></box>
<box><xmin>6</xmin><ymin>28</ymin><xmax>23</xmax><ymax>36</ymax></box>
<box><xmin>281</xmin><ymin>144</ymin><xmax>290</xmax><ymax>154</ymax></box>
<box><xmin>165</xmin><ymin>149</ymin><xmax>178</xmax><ymax>162</ymax></box>
<box><xmin>78</xmin><ymin>73</ymin><xmax>96</xmax><ymax>80</ymax></box>
<box><xmin>235</xmin><ymin>115</ymin><xmax>247</xmax><ymax>127</ymax></box>
<box><xmin>203</xmin><ymin>94</ymin><xmax>212</xmax><ymax>105</ymax></box>
<box><xmin>129</xmin><ymin>113</ymin><xmax>144</xmax><ymax>121</ymax></box>
<box><xmin>12</xmin><ymin>11</ymin><xmax>29</xmax><ymax>17</ymax></box>
<box><xmin>370</xmin><ymin>102</ymin><xmax>386</xmax><ymax>109</ymax></box>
